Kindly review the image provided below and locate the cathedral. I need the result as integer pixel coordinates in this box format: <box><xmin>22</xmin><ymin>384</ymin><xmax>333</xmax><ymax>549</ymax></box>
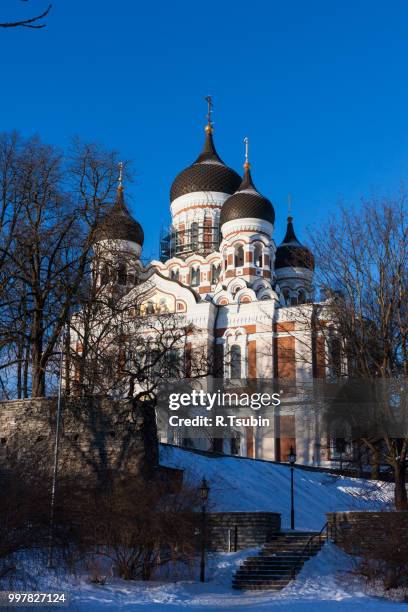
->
<box><xmin>79</xmin><ymin>104</ymin><xmax>345</xmax><ymax>468</ymax></box>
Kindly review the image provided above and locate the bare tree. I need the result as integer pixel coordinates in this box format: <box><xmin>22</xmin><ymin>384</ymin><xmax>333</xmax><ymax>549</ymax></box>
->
<box><xmin>0</xmin><ymin>2</ymin><xmax>51</xmax><ymax>29</ymax></box>
<box><xmin>68</xmin><ymin>259</ymin><xmax>213</xmax><ymax>402</ymax></box>
<box><xmin>272</xmin><ymin>196</ymin><xmax>408</xmax><ymax>508</ymax></box>
<box><xmin>0</xmin><ymin>133</ymin><xmax>122</xmax><ymax>398</ymax></box>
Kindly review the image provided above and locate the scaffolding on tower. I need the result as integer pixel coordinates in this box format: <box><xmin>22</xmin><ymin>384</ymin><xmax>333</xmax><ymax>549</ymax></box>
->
<box><xmin>159</xmin><ymin>222</ymin><xmax>221</xmax><ymax>262</ymax></box>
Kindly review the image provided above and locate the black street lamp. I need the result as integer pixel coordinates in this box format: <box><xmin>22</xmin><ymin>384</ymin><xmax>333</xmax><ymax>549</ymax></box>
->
<box><xmin>288</xmin><ymin>446</ymin><xmax>296</xmax><ymax>530</ymax></box>
<box><xmin>200</xmin><ymin>477</ymin><xmax>210</xmax><ymax>583</ymax></box>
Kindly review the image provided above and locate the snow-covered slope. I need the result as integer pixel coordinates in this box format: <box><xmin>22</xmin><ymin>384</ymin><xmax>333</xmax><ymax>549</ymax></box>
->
<box><xmin>25</xmin><ymin>544</ymin><xmax>408</xmax><ymax>611</ymax></box>
<box><xmin>160</xmin><ymin>445</ymin><xmax>393</xmax><ymax>530</ymax></box>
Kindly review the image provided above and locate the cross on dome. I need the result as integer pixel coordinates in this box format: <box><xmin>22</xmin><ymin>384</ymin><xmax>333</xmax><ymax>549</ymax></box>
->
<box><xmin>204</xmin><ymin>95</ymin><xmax>213</xmax><ymax>132</ymax></box>
<box><xmin>244</xmin><ymin>136</ymin><xmax>250</xmax><ymax>169</ymax></box>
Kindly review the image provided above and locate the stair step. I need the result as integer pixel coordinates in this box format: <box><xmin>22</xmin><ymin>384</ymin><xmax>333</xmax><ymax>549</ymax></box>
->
<box><xmin>234</xmin><ymin>568</ymin><xmax>294</xmax><ymax>580</ymax></box>
<box><xmin>233</xmin><ymin>584</ymin><xmax>288</xmax><ymax>591</ymax></box>
<box><xmin>242</xmin><ymin>564</ymin><xmax>303</xmax><ymax>570</ymax></box>
<box><xmin>260</xmin><ymin>554</ymin><xmax>312</xmax><ymax>560</ymax></box>
<box><xmin>231</xmin><ymin>530</ymin><xmax>326</xmax><ymax>591</ymax></box>
<box><xmin>233</xmin><ymin>578</ymin><xmax>291</xmax><ymax>588</ymax></box>
<box><xmin>261</xmin><ymin>548</ymin><xmax>321</xmax><ymax>554</ymax></box>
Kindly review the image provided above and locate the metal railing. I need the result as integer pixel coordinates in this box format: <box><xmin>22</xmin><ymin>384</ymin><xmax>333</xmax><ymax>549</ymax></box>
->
<box><xmin>290</xmin><ymin>521</ymin><xmax>336</xmax><ymax>579</ymax></box>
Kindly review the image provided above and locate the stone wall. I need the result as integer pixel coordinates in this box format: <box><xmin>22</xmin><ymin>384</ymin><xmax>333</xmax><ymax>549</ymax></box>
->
<box><xmin>0</xmin><ymin>396</ymin><xmax>166</xmax><ymax>485</ymax></box>
<box><xmin>327</xmin><ymin>511</ymin><xmax>408</xmax><ymax>555</ymax></box>
<box><xmin>207</xmin><ymin>512</ymin><xmax>281</xmax><ymax>551</ymax></box>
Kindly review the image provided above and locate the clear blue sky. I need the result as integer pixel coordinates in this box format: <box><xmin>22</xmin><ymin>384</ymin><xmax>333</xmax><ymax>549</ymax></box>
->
<box><xmin>2</xmin><ymin>0</ymin><xmax>408</xmax><ymax>259</ymax></box>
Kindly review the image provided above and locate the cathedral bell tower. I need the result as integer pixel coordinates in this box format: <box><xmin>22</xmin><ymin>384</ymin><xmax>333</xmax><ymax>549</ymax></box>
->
<box><xmin>275</xmin><ymin>216</ymin><xmax>314</xmax><ymax>305</ymax></box>
<box><xmin>219</xmin><ymin>138</ymin><xmax>276</xmax><ymax>287</ymax></box>
<box><xmin>93</xmin><ymin>163</ymin><xmax>144</xmax><ymax>291</ymax></box>
<box><xmin>161</xmin><ymin>97</ymin><xmax>241</xmax><ymax>260</ymax></box>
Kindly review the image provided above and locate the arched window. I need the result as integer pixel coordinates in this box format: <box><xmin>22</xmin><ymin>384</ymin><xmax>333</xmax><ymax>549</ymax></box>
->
<box><xmin>329</xmin><ymin>334</ymin><xmax>342</xmax><ymax>377</ymax></box>
<box><xmin>159</xmin><ymin>297</ymin><xmax>169</xmax><ymax>313</ymax></box>
<box><xmin>191</xmin><ymin>266</ymin><xmax>200</xmax><ymax>286</ymax></box>
<box><xmin>191</xmin><ymin>222</ymin><xmax>199</xmax><ymax>250</ymax></box>
<box><xmin>290</xmin><ymin>295</ymin><xmax>298</xmax><ymax>306</ymax></box>
<box><xmin>283</xmin><ymin>289</ymin><xmax>290</xmax><ymax>305</ymax></box>
<box><xmin>230</xmin><ymin>344</ymin><xmax>242</xmax><ymax>379</ymax></box>
<box><xmin>298</xmin><ymin>289</ymin><xmax>306</xmax><ymax>304</ymax></box>
<box><xmin>146</xmin><ymin>301</ymin><xmax>155</xmax><ymax>315</ymax></box>
<box><xmin>235</xmin><ymin>245</ymin><xmax>244</xmax><ymax>267</ymax></box>
<box><xmin>170</xmin><ymin>268</ymin><xmax>179</xmax><ymax>281</ymax></box>
<box><xmin>147</xmin><ymin>348</ymin><xmax>161</xmax><ymax>378</ymax></box>
<box><xmin>117</xmin><ymin>263</ymin><xmax>127</xmax><ymax>286</ymax></box>
<box><xmin>254</xmin><ymin>244</ymin><xmax>263</xmax><ymax>268</ymax></box>
<box><xmin>100</xmin><ymin>263</ymin><xmax>110</xmax><ymax>285</ymax></box>
<box><xmin>211</xmin><ymin>263</ymin><xmax>221</xmax><ymax>284</ymax></box>
<box><xmin>230</xmin><ymin>432</ymin><xmax>241</xmax><ymax>455</ymax></box>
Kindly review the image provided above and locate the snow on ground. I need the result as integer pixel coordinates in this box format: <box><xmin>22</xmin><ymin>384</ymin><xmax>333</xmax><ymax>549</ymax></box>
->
<box><xmin>10</xmin><ymin>447</ymin><xmax>400</xmax><ymax>610</ymax></box>
<box><xmin>24</xmin><ymin>545</ymin><xmax>407</xmax><ymax>611</ymax></box>
<box><xmin>159</xmin><ymin>444</ymin><xmax>394</xmax><ymax>530</ymax></box>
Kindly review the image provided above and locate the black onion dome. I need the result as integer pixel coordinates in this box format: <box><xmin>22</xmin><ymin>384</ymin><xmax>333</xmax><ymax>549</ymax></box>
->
<box><xmin>275</xmin><ymin>217</ymin><xmax>314</xmax><ymax>270</ymax></box>
<box><xmin>170</xmin><ymin>127</ymin><xmax>241</xmax><ymax>202</ymax></box>
<box><xmin>95</xmin><ymin>187</ymin><xmax>144</xmax><ymax>245</ymax></box>
<box><xmin>219</xmin><ymin>166</ymin><xmax>275</xmax><ymax>226</ymax></box>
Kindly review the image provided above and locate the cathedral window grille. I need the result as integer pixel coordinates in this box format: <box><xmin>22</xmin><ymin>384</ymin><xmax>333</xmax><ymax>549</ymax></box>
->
<box><xmin>211</xmin><ymin>263</ymin><xmax>221</xmax><ymax>284</ymax></box>
<box><xmin>254</xmin><ymin>243</ymin><xmax>263</xmax><ymax>268</ymax></box>
<box><xmin>230</xmin><ymin>344</ymin><xmax>242</xmax><ymax>379</ymax></box>
<box><xmin>235</xmin><ymin>245</ymin><xmax>244</xmax><ymax>268</ymax></box>
<box><xmin>191</xmin><ymin>266</ymin><xmax>200</xmax><ymax>286</ymax></box>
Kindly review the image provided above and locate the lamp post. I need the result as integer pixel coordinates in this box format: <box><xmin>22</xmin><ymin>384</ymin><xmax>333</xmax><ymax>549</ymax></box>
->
<box><xmin>47</xmin><ymin>324</ymin><xmax>67</xmax><ymax>568</ymax></box>
<box><xmin>288</xmin><ymin>446</ymin><xmax>296</xmax><ymax>530</ymax></box>
<box><xmin>200</xmin><ymin>477</ymin><xmax>210</xmax><ymax>582</ymax></box>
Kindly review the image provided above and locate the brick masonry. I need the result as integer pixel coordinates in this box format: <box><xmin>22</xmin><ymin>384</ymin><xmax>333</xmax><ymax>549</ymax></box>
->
<box><xmin>207</xmin><ymin>512</ymin><xmax>281</xmax><ymax>551</ymax></box>
<box><xmin>0</xmin><ymin>396</ymin><xmax>166</xmax><ymax>485</ymax></box>
<box><xmin>327</xmin><ymin>511</ymin><xmax>408</xmax><ymax>555</ymax></box>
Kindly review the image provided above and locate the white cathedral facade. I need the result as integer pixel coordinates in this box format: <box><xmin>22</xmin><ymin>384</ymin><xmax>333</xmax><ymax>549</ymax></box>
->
<box><xmin>75</xmin><ymin>113</ymin><xmax>347</xmax><ymax>468</ymax></box>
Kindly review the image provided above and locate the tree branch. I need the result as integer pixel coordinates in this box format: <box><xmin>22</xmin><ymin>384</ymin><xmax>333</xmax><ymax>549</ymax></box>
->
<box><xmin>0</xmin><ymin>3</ymin><xmax>52</xmax><ymax>29</ymax></box>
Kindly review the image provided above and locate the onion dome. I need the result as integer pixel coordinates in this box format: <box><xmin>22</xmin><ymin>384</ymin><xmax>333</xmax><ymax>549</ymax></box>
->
<box><xmin>219</xmin><ymin>159</ymin><xmax>275</xmax><ymax>226</ymax></box>
<box><xmin>275</xmin><ymin>217</ymin><xmax>314</xmax><ymax>270</ymax></box>
<box><xmin>170</xmin><ymin>125</ymin><xmax>241</xmax><ymax>202</ymax></box>
<box><xmin>95</xmin><ymin>183</ymin><xmax>144</xmax><ymax>246</ymax></box>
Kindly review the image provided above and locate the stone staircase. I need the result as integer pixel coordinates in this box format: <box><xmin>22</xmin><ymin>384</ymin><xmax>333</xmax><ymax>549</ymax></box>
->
<box><xmin>232</xmin><ymin>530</ymin><xmax>326</xmax><ymax>591</ymax></box>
